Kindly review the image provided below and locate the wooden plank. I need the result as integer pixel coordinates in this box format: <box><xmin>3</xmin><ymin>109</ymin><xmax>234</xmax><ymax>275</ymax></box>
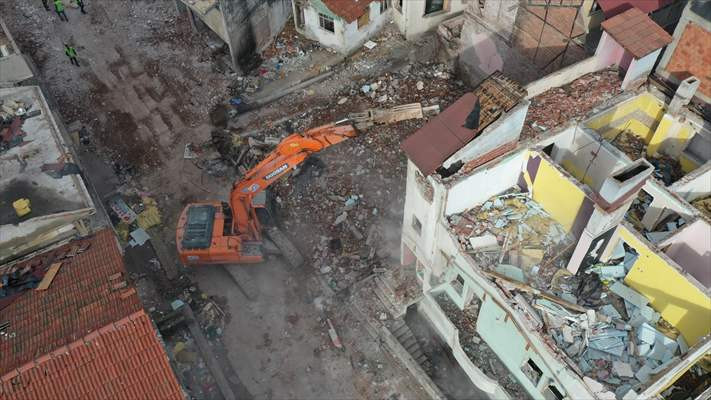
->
<box><xmin>35</xmin><ymin>262</ymin><xmax>62</xmax><ymax>291</ymax></box>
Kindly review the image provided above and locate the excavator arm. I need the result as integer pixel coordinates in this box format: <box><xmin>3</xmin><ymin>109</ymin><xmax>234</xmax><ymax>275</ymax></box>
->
<box><xmin>177</xmin><ymin>122</ymin><xmax>356</xmax><ymax>265</ymax></box>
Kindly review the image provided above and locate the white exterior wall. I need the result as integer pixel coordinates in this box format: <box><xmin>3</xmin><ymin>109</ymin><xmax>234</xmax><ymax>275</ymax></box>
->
<box><xmin>298</xmin><ymin>2</ymin><xmax>389</xmax><ymax>54</ymax></box>
<box><xmin>443</xmin><ymin>101</ymin><xmax>530</xmax><ymax>170</ymax></box>
<box><xmin>445</xmin><ymin>149</ymin><xmax>527</xmax><ymax>215</ymax></box>
<box><xmin>622</xmin><ymin>49</ymin><xmax>662</xmax><ymax>90</ymax></box>
<box><xmin>669</xmin><ymin>161</ymin><xmax>711</xmax><ymax>202</ymax></box>
<box><xmin>394</xmin><ymin>0</ymin><xmax>467</xmax><ymax>39</ymax></box>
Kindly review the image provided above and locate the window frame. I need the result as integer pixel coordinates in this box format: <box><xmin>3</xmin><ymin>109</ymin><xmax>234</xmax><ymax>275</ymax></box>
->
<box><xmin>424</xmin><ymin>0</ymin><xmax>446</xmax><ymax>15</ymax></box>
<box><xmin>357</xmin><ymin>8</ymin><xmax>370</xmax><ymax>30</ymax></box>
<box><xmin>318</xmin><ymin>13</ymin><xmax>335</xmax><ymax>33</ymax></box>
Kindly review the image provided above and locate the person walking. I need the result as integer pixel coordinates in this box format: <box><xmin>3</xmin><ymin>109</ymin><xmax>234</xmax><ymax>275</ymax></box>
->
<box><xmin>54</xmin><ymin>0</ymin><xmax>68</xmax><ymax>21</ymax></box>
<box><xmin>41</xmin><ymin>0</ymin><xmax>50</xmax><ymax>11</ymax></box>
<box><xmin>75</xmin><ymin>0</ymin><xmax>86</xmax><ymax>14</ymax></box>
<box><xmin>64</xmin><ymin>43</ymin><xmax>79</xmax><ymax>66</ymax></box>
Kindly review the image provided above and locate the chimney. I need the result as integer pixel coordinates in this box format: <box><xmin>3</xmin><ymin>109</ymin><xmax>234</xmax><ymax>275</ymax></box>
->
<box><xmin>668</xmin><ymin>76</ymin><xmax>700</xmax><ymax>115</ymax></box>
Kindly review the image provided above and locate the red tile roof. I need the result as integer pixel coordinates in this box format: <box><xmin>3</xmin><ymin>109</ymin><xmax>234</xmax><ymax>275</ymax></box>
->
<box><xmin>401</xmin><ymin>72</ymin><xmax>526</xmax><ymax>175</ymax></box>
<box><xmin>0</xmin><ymin>229</ymin><xmax>143</xmax><ymax>373</ymax></box>
<box><xmin>321</xmin><ymin>0</ymin><xmax>377</xmax><ymax>23</ymax></box>
<box><xmin>601</xmin><ymin>7</ymin><xmax>673</xmax><ymax>59</ymax></box>
<box><xmin>401</xmin><ymin>93</ymin><xmax>481</xmax><ymax>176</ymax></box>
<box><xmin>597</xmin><ymin>0</ymin><xmax>674</xmax><ymax>18</ymax></box>
<box><xmin>1</xmin><ymin>311</ymin><xmax>183</xmax><ymax>400</ymax></box>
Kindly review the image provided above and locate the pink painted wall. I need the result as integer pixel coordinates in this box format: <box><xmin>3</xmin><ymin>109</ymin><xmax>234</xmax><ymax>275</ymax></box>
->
<box><xmin>662</xmin><ymin>219</ymin><xmax>711</xmax><ymax>288</ymax></box>
<box><xmin>595</xmin><ymin>31</ymin><xmax>626</xmax><ymax>69</ymax></box>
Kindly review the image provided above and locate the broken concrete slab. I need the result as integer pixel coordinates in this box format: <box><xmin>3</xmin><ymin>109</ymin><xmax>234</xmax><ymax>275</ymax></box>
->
<box><xmin>612</xmin><ymin>361</ymin><xmax>634</xmax><ymax>377</ymax></box>
<box><xmin>494</xmin><ymin>264</ymin><xmax>525</xmax><ymax>283</ymax></box>
<box><xmin>609</xmin><ymin>281</ymin><xmax>649</xmax><ymax>309</ymax></box>
<box><xmin>468</xmin><ymin>234</ymin><xmax>499</xmax><ymax>251</ymax></box>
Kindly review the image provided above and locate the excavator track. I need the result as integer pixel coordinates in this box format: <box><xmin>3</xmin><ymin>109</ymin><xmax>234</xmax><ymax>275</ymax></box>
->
<box><xmin>265</xmin><ymin>226</ymin><xmax>304</xmax><ymax>268</ymax></box>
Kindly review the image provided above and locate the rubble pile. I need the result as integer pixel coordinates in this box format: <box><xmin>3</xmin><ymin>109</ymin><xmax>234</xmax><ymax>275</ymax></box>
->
<box><xmin>534</xmin><ymin>250</ymin><xmax>693</xmax><ymax>399</ymax></box>
<box><xmin>610</xmin><ymin>131</ymin><xmax>646</xmax><ymax>160</ymax></box>
<box><xmin>449</xmin><ymin>191</ymin><xmax>572</xmax><ymax>291</ymax></box>
<box><xmin>436</xmin><ymin>293</ymin><xmax>529</xmax><ymax>399</ymax></box>
<box><xmin>0</xmin><ymin>97</ymin><xmax>40</xmax><ymax>154</ymax></box>
<box><xmin>649</xmin><ymin>154</ymin><xmax>684</xmax><ymax>186</ymax></box>
<box><xmin>691</xmin><ymin>195</ymin><xmax>711</xmax><ymax>219</ymax></box>
<box><xmin>625</xmin><ymin>191</ymin><xmax>686</xmax><ymax>243</ymax></box>
<box><xmin>522</xmin><ymin>68</ymin><xmax>622</xmax><ymax>139</ymax></box>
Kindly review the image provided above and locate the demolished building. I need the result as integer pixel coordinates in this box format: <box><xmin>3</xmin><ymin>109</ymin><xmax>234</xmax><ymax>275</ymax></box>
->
<box><xmin>177</xmin><ymin>0</ymin><xmax>292</xmax><ymax>73</ymax></box>
<box><xmin>0</xmin><ymin>85</ymin><xmax>95</xmax><ymax>264</ymax></box>
<box><xmin>396</xmin><ymin>14</ymin><xmax>711</xmax><ymax>400</ymax></box>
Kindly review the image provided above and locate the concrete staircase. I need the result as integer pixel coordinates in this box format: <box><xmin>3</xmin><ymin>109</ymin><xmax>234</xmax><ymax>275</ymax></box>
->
<box><xmin>389</xmin><ymin>319</ymin><xmax>432</xmax><ymax>374</ymax></box>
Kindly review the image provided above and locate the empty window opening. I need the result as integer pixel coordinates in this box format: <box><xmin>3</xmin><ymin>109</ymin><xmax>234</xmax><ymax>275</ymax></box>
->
<box><xmin>451</xmin><ymin>274</ymin><xmax>465</xmax><ymax>295</ymax></box>
<box><xmin>380</xmin><ymin>0</ymin><xmax>389</xmax><ymax>12</ymax></box>
<box><xmin>545</xmin><ymin>385</ymin><xmax>565</xmax><ymax>400</ymax></box>
<box><xmin>542</xmin><ymin>143</ymin><xmax>555</xmax><ymax>157</ymax></box>
<box><xmin>319</xmin><ymin>13</ymin><xmax>335</xmax><ymax>33</ymax></box>
<box><xmin>425</xmin><ymin>0</ymin><xmax>445</xmax><ymax>14</ymax></box>
<box><xmin>521</xmin><ymin>358</ymin><xmax>543</xmax><ymax>385</ymax></box>
<box><xmin>358</xmin><ymin>9</ymin><xmax>370</xmax><ymax>29</ymax></box>
<box><xmin>614</xmin><ymin>164</ymin><xmax>648</xmax><ymax>182</ymax></box>
<box><xmin>412</xmin><ymin>215</ymin><xmax>423</xmax><ymax>235</ymax></box>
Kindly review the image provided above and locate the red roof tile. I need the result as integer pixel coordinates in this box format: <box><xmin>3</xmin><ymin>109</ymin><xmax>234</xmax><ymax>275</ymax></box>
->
<box><xmin>321</xmin><ymin>0</ymin><xmax>377</xmax><ymax>23</ymax></box>
<box><xmin>601</xmin><ymin>7</ymin><xmax>672</xmax><ymax>58</ymax></box>
<box><xmin>401</xmin><ymin>72</ymin><xmax>526</xmax><ymax>175</ymax></box>
<box><xmin>0</xmin><ymin>311</ymin><xmax>183</xmax><ymax>400</ymax></box>
<box><xmin>0</xmin><ymin>229</ymin><xmax>142</xmax><ymax>373</ymax></box>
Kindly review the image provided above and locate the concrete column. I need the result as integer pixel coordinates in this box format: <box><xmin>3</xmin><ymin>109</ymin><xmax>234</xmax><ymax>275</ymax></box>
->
<box><xmin>566</xmin><ymin>229</ymin><xmax>595</xmax><ymax>274</ymax></box>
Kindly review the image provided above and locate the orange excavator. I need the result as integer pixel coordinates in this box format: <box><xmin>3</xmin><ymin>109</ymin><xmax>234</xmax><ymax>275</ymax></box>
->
<box><xmin>177</xmin><ymin>122</ymin><xmax>357</xmax><ymax>266</ymax></box>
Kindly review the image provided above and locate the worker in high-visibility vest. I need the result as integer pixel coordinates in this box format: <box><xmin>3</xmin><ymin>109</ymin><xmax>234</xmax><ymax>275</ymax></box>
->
<box><xmin>75</xmin><ymin>0</ymin><xmax>86</xmax><ymax>14</ymax></box>
<box><xmin>54</xmin><ymin>0</ymin><xmax>68</xmax><ymax>21</ymax></box>
<box><xmin>64</xmin><ymin>43</ymin><xmax>79</xmax><ymax>66</ymax></box>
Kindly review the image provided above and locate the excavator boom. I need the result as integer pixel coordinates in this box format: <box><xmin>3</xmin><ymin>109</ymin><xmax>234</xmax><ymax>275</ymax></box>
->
<box><xmin>177</xmin><ymin>123</ymin><xmax>356</xmax><ymax>265</ymax></box>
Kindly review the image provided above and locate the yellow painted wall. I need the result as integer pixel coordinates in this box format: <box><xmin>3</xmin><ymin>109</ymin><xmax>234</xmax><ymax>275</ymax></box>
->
<box><xmin>617</xmin><ymin>226</ymin><xmax>711</xmax><ymax>345</ymax></box>
<box><xmin>531</xmin><ymin>155</ymin><xmax>586</xmax><ymax>232</ymax></box>
<box><xmin>647</xmin><ymin>115</ymin><xmax>695</xmax><ymax>157</ymax></box>
<box><xmin>561</xmin><ymin>159</ymin><xmax>594</xmax><ymax>186</ymax></box>
<box><xmin>680</xmin><ymin>153</ymin><xmax>701</xmax><ymax>174</ymax></box>
<box><xmin>588</xmin><ymin>94</ymin><xmax>667</xmax><ymax>143</ymax></box>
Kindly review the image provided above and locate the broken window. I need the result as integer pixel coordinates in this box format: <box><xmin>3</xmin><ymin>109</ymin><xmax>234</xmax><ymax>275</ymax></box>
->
<box><xmin>424</xmin><ymin>0</ymin><xmax>445</xmax><ymax>14</ymax></box>
<box><xmin>412</xmin><ymin>215</ymin><xmax>423</xmax><ymax>235</ymax></box>
<box><xmin>357</xmin><ymin>8</ymin><xmax>370</xmax><ymax>29</ymax></box>
<box><xmin>319</xmin><ymin>13</ymin><xmax>335</xmax><ymax>33</ymax></box>
<box><xmin>544</xmin><ymin>384</ymin><xmax>565</xmax><ymax>400</ymax></box>
<box><xmin>521</xmin><ymin>358</ymin><xmax>543</xmax><ymax>386</ymax></box>
<box><xmin>380</xmin><ymin>0</ymin><xmax>389</xmax><ymax>12</ymax></box>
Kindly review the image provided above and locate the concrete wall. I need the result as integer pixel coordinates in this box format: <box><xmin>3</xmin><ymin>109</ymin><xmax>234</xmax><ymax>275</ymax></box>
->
<box><xmin>594</xmin><ymin>31</ymin><xmax>625</xmax><ymax>71</ymax></box>
<box><xmin>443</xmin><ymin>101</ymin><xmax>530</xmax><ymax>170</ymax></box>
<box><xmin>219</xmin><ymin>0</ymin><xmax>292</xmax><ymax>72</ymax></box>
<box><xmin>660</xmin><ymin>219</ymin><xmax>711</xmax><ymax>289</ymax></box>
<box><xmin>445</xmin><ymin>150</ymin><xmax>526</xmax><ymax>215</ymax></box>
<box><xmin>394</xmin><ymin>0</ymin><xmax>467</xmax><ymax>40</ymax></box>
<box><xmin>296</xmin><ymin>1</ymin><xmax>389</xmax><ymax>54</ymax></box>
<box><xmin>621</xmin><ymin>49</ymin><xmax>661</xmax><ymax>90</ymax></box>
<box><xmin>640</xmin><ymin>179</ymin><xmax>698</xmax><ymax>230</ymax></box>
<box><xmin>524</xmin><ymin>57</ymin><xmax>601</xmax><ymax>98</ymax></box>
<box><xmin>457</xmin><ymin>11</ymin><xmax>541</xmax><ymax>86</ymax></box>
<box><xmin>669</xmin><ymin>161</ymin><xmax>711</xmax><ymax>202</ymax></box>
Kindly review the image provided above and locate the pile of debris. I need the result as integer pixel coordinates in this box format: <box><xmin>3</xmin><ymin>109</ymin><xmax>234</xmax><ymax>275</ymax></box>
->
<box><xmin>1</xmin><ymin>98</ymin><xmax>40</xmax><ymax>154</ymax></box>
<box><xmin>649</xmin><ymin>154</ymin><xmax>684</xmax><ymax>186</ymax></box>
<box><xmin>691</xmin><ymin>195</ymin><xmax>711</xmax><ymax>219</ymax></box>
<box><xmin>522</xmin><ymin>68</ymin><xmax>622</xmax><ymax>139</ymax></box>
<box><xmin>531</xmin><ymin>248</ymin><xmax>692</xmax><ymax>399</ymax></box>
<box><xmin>436</xmin><ymin>293</ymin><xmax>529</xmax><ymax>399</ymax></box>
<box><xmin>107</xmin><ymin>192</ymin><xmax>162</xmax><ymax>247</ymax></box>
<box><xmin>449</xmin><ymin>190</ymin><xmax>572</xmax><ymax>292</ymax></box>
<box><xmin>625</xmin><ymin>191</ymin><xmax>686</xmax><ymax>244</ymax></box>
<box><xmin>610</xmin><ymin>131</ymin><xmax>646</xmax><ymax>160</ymax></box>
